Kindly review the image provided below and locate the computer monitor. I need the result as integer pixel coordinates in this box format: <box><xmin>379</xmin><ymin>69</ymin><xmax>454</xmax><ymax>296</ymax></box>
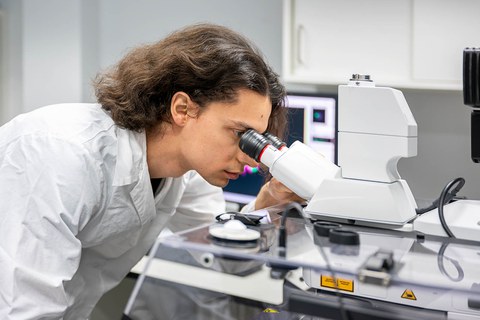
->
<box><xmin>223</xmin><ymin>92</ymin><xmax>338</xmax><ymax>205</ymax></box>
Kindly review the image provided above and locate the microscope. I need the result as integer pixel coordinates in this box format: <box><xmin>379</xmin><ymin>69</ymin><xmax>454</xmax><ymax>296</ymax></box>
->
<box><xmin>240</xmin><ymin>74</ymin><xmax>418</xmax><ymax>227</ymax></box>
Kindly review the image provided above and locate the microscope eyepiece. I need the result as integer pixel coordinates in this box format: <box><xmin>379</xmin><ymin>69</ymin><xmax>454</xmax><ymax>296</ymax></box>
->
<box><xmin>239</xmin><ymin>129</ymin><xmax>270</xmax><ymax>162</ymax></box>
<box><xmin>263</xmin><ymin>132</ymin><xmax>287</xmax><ymax>150</ymax></box>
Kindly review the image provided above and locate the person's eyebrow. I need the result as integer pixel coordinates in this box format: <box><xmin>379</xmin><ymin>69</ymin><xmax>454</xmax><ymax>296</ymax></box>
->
<box><xmin>231</xmin><ymin>121</ymin><xmax>267</xmax><ymax>134</ymax></box>
<box><xmin>231</xmin><ymin>121</ymin><xmax>252</xmax><ymax>131</ymax></box>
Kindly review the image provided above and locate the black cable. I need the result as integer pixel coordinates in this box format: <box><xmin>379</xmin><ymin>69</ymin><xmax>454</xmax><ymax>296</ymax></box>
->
<box><xmin>415</xmin><ymin>203</ymin><xmax>437</xmax><ymax>215</ymax></box>
<box><xmin>416</xmin><ymin>194</ymin><xmax>466</xmax><ymax>215</ymax></box>
<box><xmin>275</xmin><ymin>203</ymin><xmax>302</xmax><ymax>261</ymax></box>
<box><xmin>437</xmin><ymin>177</ymin><xmax>465</xmax><ymax>238</ymax></box>
<box><xmin>278</xmin><ymin>202</ymin><xmax>350</xmax><ymax>320</ymax></box>
<box><xmin>437</xmin><ymin>243</ymin><xmax>464</xmax><ymax>282</ymax></box>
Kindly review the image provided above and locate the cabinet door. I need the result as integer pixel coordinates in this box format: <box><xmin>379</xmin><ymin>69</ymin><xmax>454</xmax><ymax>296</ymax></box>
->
<box><xmin>284</xmin><ymin>0</ymin><xmax>412</xmax><ymax>86</ymax></box>
<box><xmin>412</xmin><ymin>0</ymin><xmax>480</xmax><ymax>84</ymax></box>
<box><xmin>284</xmin><ymin>0</ymin><xmax>480</xmax><ymax>90</ymax></box>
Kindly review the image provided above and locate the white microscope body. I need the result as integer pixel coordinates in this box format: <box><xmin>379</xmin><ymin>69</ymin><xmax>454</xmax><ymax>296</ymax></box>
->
<box><xmin>305</xmin><ymin>75</ymin><xmax>418</xmax><ymax>225</ymax></box>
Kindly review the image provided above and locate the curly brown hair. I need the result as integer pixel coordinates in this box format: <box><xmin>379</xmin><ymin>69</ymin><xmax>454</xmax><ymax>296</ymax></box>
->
<box><xmin>93</xmin><ymin>23</ymin><xmax>287</xmax><ymax>138</ymax></box>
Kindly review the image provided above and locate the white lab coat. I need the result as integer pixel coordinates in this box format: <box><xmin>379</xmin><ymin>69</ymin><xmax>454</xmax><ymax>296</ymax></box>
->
<box><xmin>0</xmin><ymin>103</ymin><xmax>226</xmax><ymax>319</ymax></box>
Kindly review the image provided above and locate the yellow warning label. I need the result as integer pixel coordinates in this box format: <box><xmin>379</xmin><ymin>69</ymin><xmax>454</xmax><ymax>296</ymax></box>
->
<box><xmin>263</xmin><ymin>308</ymin><xmax>279</xmax><ymax>313</ymax></box>
<box><xmin>320</xmin><ymin>275</ymin><xmax>354</xmax><ymax>292</ymax></box>
<box><xmin>401</xmin><ymin>289</ymin><xmax>417</xmax><ymax>300</ymax></box>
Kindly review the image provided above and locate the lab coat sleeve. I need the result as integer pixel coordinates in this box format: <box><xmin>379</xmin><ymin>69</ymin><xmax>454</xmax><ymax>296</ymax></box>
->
<box><xmin>167</xmin><ymin>171</ymin><xmax>226</xmax><ymax>232</ymax></box>
<box><xmin>0</xmin><ymin>135</ymin><xmax>103</xmax><ymax>319</ymax></box>
<box><xmin>240</xmin><ymin>199</ymin><xmax>256</xmax><ymax>213</ymax></box>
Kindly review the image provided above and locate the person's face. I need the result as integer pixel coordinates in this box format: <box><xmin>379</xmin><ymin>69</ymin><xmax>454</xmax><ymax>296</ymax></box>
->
<box><xmin>182</xmin><ymin>89</ymin><xmax>271</xmax><ymax>187</ymax></box>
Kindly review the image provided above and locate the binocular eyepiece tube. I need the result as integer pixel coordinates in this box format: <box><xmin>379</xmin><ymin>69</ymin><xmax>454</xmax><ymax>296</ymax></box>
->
<box><xmin>239</xmin><ymin>129</ymin><xmax>285</xmax><ymax>162</ymax></box>
<box><xmin>263</xmin><ymin>132</ymin><xmax>287</xmax><ymax>150</ymax></box>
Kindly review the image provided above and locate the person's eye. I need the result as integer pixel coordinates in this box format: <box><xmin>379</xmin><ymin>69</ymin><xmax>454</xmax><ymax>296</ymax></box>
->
<box><xmin>234</xmin><ymin>129</ymin><xmax>245</xmax><ymax>138</ymax></box>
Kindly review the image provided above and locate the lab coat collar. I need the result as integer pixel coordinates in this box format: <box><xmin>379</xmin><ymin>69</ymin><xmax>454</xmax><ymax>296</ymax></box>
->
<box><xmin>112</xmin><ymin>127</ymin><xmax>148</xmax><ymax>187</ymax></box>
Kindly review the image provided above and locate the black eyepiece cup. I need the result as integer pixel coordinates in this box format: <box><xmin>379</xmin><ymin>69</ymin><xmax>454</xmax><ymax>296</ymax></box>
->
<box><xmin>263</xmin><ymin>132</ymin><xmax>287</xmax><ymax>150</ymax></box>
<box><xmin>239</xmin><ymin>129</ymin><xmax>270</xmax><ymax>162</ymax></box>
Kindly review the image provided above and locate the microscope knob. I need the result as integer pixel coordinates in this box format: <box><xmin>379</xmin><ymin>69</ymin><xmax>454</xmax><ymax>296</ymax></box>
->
<box><xmin>329</xmin><ymin>229</ymin><xmax>360</xmax><ymax>245</ymax></box>
<box><xmin>313</xmin><ymin>221</ymin><xmax>342</xmax><ymax>237</ymax></box>
<box><xmin>350</xmin><ymin>74</ymin><xmax>372</xmax><ymax>81</ymax></box>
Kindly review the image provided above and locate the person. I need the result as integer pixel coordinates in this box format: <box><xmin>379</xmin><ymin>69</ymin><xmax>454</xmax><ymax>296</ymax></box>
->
<box><xmin>0</xmin><ymin>23</ymin><xmax>301</xmax><ymax>319</ymax></box>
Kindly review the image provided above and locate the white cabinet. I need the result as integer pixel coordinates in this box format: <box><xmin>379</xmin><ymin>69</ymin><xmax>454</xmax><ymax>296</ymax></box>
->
<box><xmin>283</xmin><ymin>0</ymin><xmax>480</xmax><ymax>90</ymax></box>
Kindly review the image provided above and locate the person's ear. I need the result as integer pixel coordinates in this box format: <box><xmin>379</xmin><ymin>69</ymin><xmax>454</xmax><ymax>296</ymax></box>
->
<box><xmin>170</xmin><ymin>92</ymin><xmax>198</xmax><ymax>126</ymax></box>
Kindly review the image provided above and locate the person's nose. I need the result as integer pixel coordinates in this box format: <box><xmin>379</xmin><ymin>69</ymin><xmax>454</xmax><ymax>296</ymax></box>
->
<box><xmin>238</xmin><ymin>149</ymin><xmax>259</xmax><ymax>168</ymax></box>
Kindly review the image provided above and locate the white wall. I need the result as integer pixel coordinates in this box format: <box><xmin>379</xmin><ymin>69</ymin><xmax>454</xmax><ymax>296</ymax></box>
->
<box><xmin>0</xmin><ymin>0</ymin><xmax>99</xmax><ymax>119</ymax></box>
<box><xmin>96</xmin><ymin>0</ymin><xmax>282</xmax><ymax>71</ymax></box>
<box><xmin>22</xmin><ymin>0</ymin><xmax>83</xmax><ymax>110</ymax></box>
<box><xmin>0</xmin><ymin>0</ymin><xmax>478</xmax><ymax>202</ymax></box>
<box><xmin>0</xmin><ymin>0</ymin><xmax>23</xmax><ymax>123</ymax></box>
